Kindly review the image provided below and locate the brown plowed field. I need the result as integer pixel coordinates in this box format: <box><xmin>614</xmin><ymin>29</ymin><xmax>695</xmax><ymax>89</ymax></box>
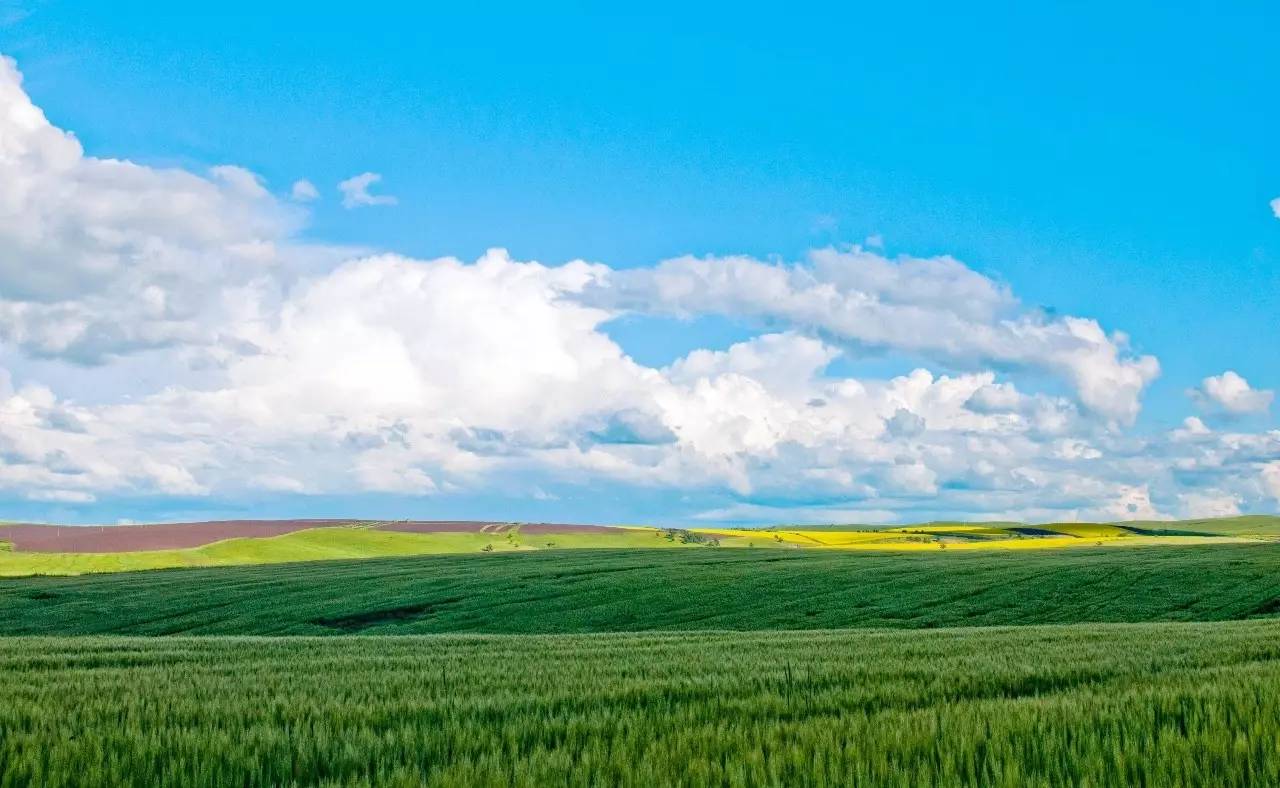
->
<box><xmin>0</xmin><ymin>520</ymin><xmax>349</xmax><ymax>553</ymax></box>
<box><xmin>0</xmin><ymin>520</ymin><xmax>626</xmax><ymax>553</ymax></box>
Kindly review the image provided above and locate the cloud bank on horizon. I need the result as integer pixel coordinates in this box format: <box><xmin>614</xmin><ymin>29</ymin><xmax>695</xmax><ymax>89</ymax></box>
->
<box><xmin>0</xmin><ymin>54</ymin><xmax>1277</xmax><ymax>524</ymax></box>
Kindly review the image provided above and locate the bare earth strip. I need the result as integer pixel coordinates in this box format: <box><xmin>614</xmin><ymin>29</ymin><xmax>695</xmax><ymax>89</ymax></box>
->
<box><xmin>0</xmin><ymin>520</ymin><xmax>348</xmax><ymax>553</ymax></box>
<box><xmin>0</xmin><ymin>520</ymin><xmax>622</xmax><ymax>553</ymax></box>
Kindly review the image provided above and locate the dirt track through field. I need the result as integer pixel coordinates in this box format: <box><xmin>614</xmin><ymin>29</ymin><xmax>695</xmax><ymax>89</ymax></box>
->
<box><xmin>375</xmin><ymin>521</ymin><xmax>619</xmax><ymax>536</ymax></box>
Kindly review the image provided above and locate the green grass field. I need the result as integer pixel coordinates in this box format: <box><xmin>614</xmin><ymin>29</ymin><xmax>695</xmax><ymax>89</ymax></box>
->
<box><xmin>5</xmin><ymin>523</ymin><xmax>1280</xmax><ymax>785</ymax></box>
<box><xmin>3</xmin><ymin>543</ymin><xmax>1279</xmax><ymax>636</ymax></box>
<box><xmin>4</xmin><ymin>620</ymin><xmax>1280</xmax><ymax>786</ymax></box>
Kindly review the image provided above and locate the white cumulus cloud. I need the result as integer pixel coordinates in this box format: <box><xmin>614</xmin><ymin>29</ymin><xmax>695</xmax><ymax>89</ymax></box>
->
<box><xmin>1177</xmin><ymin>491</ymin><xmax>1243</xmax><ymax>519</ymax></box>
<box><xmin>0</xmin><ymin>51</ymin><xmax>1277</xmax><ymax>523</ymax></box>
<box><xmin>290</xmin><ymin>179</ymin><xmax>320</xmax><ymax>202</ymax></box>
<box><xmin>338</xmin><ymin>172</ymin><xmax>397</xmax><ymax>208</ymax></box>
<box><xmin>594</xmin><ymin>249</ymin><xmax>1159</xmax><ymax>423</ymax></box>
<box><xmin>0</xmin><ymin>55</ymin><xmax>316</xmax><ymax>363</ymax></box>
<box><xmin>1193</xmin><ymin>370</ymin><xmax>1274</xmax><ymax>415</ymax></box>
<box><xmin>1262</xmin><ymin>462</ymin><xmax>1280</xmax><ymax>501</ymax></box>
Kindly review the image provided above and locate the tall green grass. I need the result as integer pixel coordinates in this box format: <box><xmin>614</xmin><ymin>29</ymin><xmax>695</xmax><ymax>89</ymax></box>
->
<box><xmin>2</xmin><ymin>543</ymin><xmax>1279</xmax><ymax>635</ymax></box>
<box><xmin>2</xmin><ymin>621</ymin><xmax>1279</xmax><ymax>786</ymax></box>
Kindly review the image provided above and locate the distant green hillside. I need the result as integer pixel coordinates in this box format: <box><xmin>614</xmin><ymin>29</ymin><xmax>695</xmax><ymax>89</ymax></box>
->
<box><xmin>774</xmin><ymin>516</ymin><xmax>1280</xmax><ymax>537</ymax></box>
<box><xmin>1123</xmin><ymin>515</ymin><xmax>1280</xmax><ymax>537</ymax></box>
<box><xmin>3</xmin><ymin>543</ymin><xmax>1279</xmax><ymax>636</ymax></box>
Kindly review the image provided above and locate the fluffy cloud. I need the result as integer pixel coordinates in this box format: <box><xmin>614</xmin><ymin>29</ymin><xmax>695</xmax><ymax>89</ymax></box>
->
<box><xmin>0</xmin><ymin>376</ymin><xmax>208</xmax><ymax>502</ymax></box>
<box><xmin>1263</xmin><ymin>463</ymin><xmax>1280</xmax><ymax>500</ymax></box>
<box><xmin>290</xmin><ymin>179</ymin><xmax>320</xmax><ymax>202</ymax></box>
<box><xmin>1177</xmin><ymin>491</ymin><xmax>1243</xmax><ymax>519</ymax></box>
<box><xmin>1271</xmin><ymin>197</ymin><xmax>1280</xmax><ymax>219</ymax></box>
<box><xmin>0</xmin><ymin>56</ymin><xmax>318</xmax><ymax>363</ymax></box>
<box><xmin>338</xmin><ymin>172</ymin><xmax>396</xmax><ymax>208</ymax></box>
<box><xmin>0</xmin><ymin>52</ymin><xmax>1276</xmax><ymax>523</ymax></box>
<box><xmin>1192</xmin><ymin>370</ymin><xmax>1274</xmax><ymax>415</ymax></box>
<box><xmin>595</xmin><ymin>249</ymin><xmax>1159</xmax><ymax>423</ymax></box>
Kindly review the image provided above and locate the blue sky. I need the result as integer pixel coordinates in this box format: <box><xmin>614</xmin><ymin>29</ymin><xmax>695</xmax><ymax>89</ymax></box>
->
<box><xmin>0</xmin><ymin>2</ymin><xmax>1277</xmax><ymax>524</ymax></box>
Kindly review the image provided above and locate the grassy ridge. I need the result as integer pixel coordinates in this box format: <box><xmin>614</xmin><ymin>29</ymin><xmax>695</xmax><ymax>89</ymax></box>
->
<box><xmin>3</xmin><ymin>543</ymin><xmax>1280</xmax><ymax>636</ymax></box>
<box><xmin>4</xmin><ymin>621</ymin><xmax>1280</xmax><ymax>786</ymax></box>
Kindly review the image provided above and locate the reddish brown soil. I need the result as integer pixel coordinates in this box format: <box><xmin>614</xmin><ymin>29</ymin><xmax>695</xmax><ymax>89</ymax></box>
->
<box><xmin>0</xmin><ymin>519</ymin><xmax>628</xmax><ymax>553</ymax></box>
<box><xmin>0</xmin><ymin>520</ymin><xmax>346</xmax><ymax>553</ymax></box>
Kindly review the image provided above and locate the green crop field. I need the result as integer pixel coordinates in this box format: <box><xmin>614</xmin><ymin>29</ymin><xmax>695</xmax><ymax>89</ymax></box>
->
<box><xmin>4</xmin><ymin>621</ymin><xmax>1280</xmax><ymax>787</ymax></box>
<box><xmin>4</xmin><ymin>529</ymin><xmax>1280</xmax><ymax>785</ymax></box>
<box><xmin>3</xmin><ymin>543</ymin><xmax>1280</xmax><ymax>636</ymax></box>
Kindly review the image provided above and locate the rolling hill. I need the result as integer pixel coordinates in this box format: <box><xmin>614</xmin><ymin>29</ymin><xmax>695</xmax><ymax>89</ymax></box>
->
<box><xmin>3</xmin><ymin>542</ymin><xmax>1279</xmax><ymax>636</ymax></box>
<box><xmin>1</xmin><ymin>516</ymin><xmax>1274</xmax><ymax>577</ymax></box>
